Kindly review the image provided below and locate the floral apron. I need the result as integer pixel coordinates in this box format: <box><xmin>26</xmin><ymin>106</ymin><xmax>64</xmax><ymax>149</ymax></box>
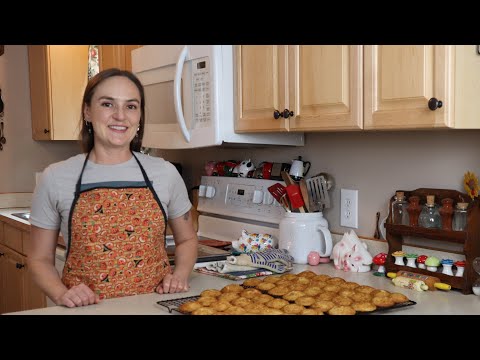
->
<box><xmin>62</xmin><ymin>152</ymin><xmax>171</xmax><ymax>300</ymax></box>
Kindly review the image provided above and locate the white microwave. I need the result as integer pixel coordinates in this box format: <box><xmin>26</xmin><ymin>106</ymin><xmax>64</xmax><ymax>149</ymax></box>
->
<box><xmin>131</xmin><ymin>45</ymin><xmax>304</xmax><ymax>149</ymax></box>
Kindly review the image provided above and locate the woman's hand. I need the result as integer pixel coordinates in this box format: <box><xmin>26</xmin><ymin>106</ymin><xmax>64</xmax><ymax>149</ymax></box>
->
<box><xmin>156</xmin><ymin>273</ymin><xmax>189</xmax><ymax>294</ymax></box>
<box><xmin>56</xmin><ymin>283</ymin><xmax>100</xmax><ymax>308</ymax></box>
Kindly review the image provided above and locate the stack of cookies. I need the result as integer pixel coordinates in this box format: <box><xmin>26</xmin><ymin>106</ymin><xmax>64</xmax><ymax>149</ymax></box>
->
<box><xmin>178</xmin><ymin>271</ymin><xmax>410</xmax><ymax>315</ymax></box>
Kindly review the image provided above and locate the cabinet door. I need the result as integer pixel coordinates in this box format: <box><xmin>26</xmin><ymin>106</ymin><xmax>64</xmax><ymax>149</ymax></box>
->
<box><xmin>289</xmin><ymin>45</ymin><xmax>363</xmax><ymax>131</ymax></box>
<box><xmin>28</xmin><ymin>45</ymin><xmax>89</xmax><ymax>140</ymax></box>
<box><xmin>364</xmin><ymin>45</ymin><xmax>452</xmax><ymax>129</ymax></box>
<box><xmin>0</xmin><ymin>244</ymin><xmax>24</xmax><ymax>314</ymax></box>
<box><xmin>235</xmin><ymin>45</ymin><xmax>289</xmax><ymax>132</ymax></box>
<box><xmin>100</xmin><ymin>45</ymin><xmax>142</xmax><ymax>72</ymax></box>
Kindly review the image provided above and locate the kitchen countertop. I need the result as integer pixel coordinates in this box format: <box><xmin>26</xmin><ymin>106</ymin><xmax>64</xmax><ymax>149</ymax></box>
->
<box><xmin>6</xmin><ymin>263</ymin><xmax>480</xmax><ymax>315</ymax></box>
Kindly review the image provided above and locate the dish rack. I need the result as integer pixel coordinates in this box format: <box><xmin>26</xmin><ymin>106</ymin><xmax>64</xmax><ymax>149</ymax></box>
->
<box><xmin>157</xmin><ymin>296</ymin><xmax>200</xmax><ymax>313</ymax></box>
<box><xmin>385</xmin><ymin>188</ymin><xmax>480</xmax><ymax>294</ymax></box>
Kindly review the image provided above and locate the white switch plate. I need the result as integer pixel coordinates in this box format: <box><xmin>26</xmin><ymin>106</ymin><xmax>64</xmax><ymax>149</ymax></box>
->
<box><xmin>340</xmin><ymin>189</ymin><xmax>358</xmax><ymax>228</ymax></box>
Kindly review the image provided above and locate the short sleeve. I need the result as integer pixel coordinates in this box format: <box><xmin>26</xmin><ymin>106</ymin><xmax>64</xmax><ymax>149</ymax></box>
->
<box><xmin>29</xmin><ymin>166</ymin><xmax>61</xmax><ymax>230</ymax></box>
<box><xmin>165</xmin><ymin>162</ymin><xmax>192</xmax><ymax>219</ymax></box>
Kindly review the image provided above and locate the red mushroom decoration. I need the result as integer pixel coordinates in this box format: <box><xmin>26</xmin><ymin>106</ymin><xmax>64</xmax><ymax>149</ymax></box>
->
<box><xmin>373</xmin><ymin>253</ymin><xmax>387</xmax><ymax>276</ymax></box>
<box><xmin>417</xmin><ymin>255</ymin><xmax>428</xmax><ymax>269</ymax></box>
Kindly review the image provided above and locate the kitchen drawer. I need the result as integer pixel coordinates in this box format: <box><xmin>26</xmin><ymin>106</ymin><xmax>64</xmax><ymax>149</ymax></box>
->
<box><xmin>3</xmin><ymin>223</ymin><xmax>23</xmax><ymax>254</ymax></box>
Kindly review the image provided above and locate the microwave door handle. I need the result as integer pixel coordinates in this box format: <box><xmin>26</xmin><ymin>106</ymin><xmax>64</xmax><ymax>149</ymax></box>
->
<box><xmin>173</xmin><ymin>46</ymin><xmax>191</xmax><ymax>142</ymax></box>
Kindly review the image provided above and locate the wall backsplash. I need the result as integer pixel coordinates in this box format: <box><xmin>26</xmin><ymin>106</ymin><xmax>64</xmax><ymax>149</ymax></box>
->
<box><xmin>1</xmin><ymin>45</ymin><xmax>479</xmax><ymax>241</ymax></box>
<box><xmin>153</xmin><ymin>130</ymin><xmax>480</xmax><ymax>239</ymax></box>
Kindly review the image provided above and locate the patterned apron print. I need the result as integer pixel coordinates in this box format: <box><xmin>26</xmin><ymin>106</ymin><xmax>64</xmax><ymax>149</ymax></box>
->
<box><xmin>62</xmin><ymin>153</ymin><xmax>171</xmax><ymax>300</ymax></box>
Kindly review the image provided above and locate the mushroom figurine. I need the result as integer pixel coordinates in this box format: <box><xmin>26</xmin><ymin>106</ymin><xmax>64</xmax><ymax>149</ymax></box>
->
<box><xmin>417</xmin><ymin>255</ymin><xmax>428</xmax><ymax>269</ymax></box>
<box><xmin>454</xmin><ymin>260</ymin><xmax>466</xmax><ymax>277</ymax></box>
<box><xmin>373</xmin><ymin>253</ymin><xmax>387</xmax><ymax>276</ymax></box>
<box><xmin>425</xmin><ymin>256</ymin><xmax>441</xmax><ymax>272</ymax></box>
<box><xmin>392</xmin><ymin>250</ymin><xmax>406</xmax><ymax>266</ymax></box>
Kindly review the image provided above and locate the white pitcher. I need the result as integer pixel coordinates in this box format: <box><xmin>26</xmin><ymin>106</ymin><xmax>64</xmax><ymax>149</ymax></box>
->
<box><xmin>279</xmin><ymin>212</ymin><xmax>333</xmax><ymax>264</ymax></box>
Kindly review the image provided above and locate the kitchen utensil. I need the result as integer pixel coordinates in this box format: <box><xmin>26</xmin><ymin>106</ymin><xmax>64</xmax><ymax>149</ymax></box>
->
<box><xmin>374</xmin><ymin>211</ymin><xmax>381</xmax><ymax>239</ymax></box>
<box><xmin>282</xmin><ymin>171</ymin><xmax>307</xmax><ymax>213</ymax></box>
<box><xmin>267</xmin><ymin>183</ymin><xmax>290</xmax><ymax>212</ymax></box>
<box><xmin>305</xmin><ymin>174</ymin><xmax>330</xmax><ymax>210</ymax></box>
<box><xmin>285</xmin><ymin>184</ymin><xmax>306</xmax><ymax>213</ymax></box>
<box><xmin>299</xmin><ymin>178</ymin><xmax>311</xmax><ymax>212</ymax></box>
<box><xmin>0</xmin><ymin>122</ymin><xmax>5</xmax><ymax>145</ymax></box>
<box><xmin>389</xmin><ymin>270</ymin><xmax>451</xmax><ymax>291</ymax></box>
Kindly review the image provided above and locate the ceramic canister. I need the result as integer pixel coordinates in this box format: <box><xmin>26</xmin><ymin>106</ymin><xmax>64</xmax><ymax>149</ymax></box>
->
<box><xmin>279</xmin><ymin>212</ymin><xmax>333</xmax><ymax>264</ymax></box>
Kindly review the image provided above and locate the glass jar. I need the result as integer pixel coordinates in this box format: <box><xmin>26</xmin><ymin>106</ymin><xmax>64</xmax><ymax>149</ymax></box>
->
<box><xmin>452</xmin><ymin>202</ymin><xmax>468</xmax><ymax>231</ymax></box>
<box><xmin>419</xmin><ymin>195</ymin><xmax>441</xmax><ymax>229</ymax></box>
<box><xmin>391</xmin><ymin>191</ymin><xmax>409</xmax><ymax>225</ymax></box>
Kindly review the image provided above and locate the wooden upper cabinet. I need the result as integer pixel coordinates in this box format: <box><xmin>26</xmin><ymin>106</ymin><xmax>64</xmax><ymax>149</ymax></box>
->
<box><xmin>235</xmin><ymin>45</ymin><xmax>289</xmax><ymax>132</ymax></box>
<box><xmin>289</xmin><ymin>45</ymin><xmax>363</xmax><ymax>131</ymax></box>
<box><xmin>100</xmin><ymin>45</ymin><xmax>142</xmax><ymax>72</ymax></box>
<box><xmin>364</xmin><ymin>45</ymin><xmax>480</xmax><ymax>130</ymax></box>
<box><xmin>235</xmin><ymin>45</ymin><xmax>362</xmax><ymax>133</ymax></box>
<box><xmin>28</xmin><ymin>45</ymin><xmax>89</xmax><ymax>140</ymax></box>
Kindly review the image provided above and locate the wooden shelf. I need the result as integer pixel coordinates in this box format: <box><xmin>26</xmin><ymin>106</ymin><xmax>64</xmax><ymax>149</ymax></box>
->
<box><xmin>385</xmin><ymin>188</ymin><xmax>480</xmax><ymax>295</ymax></box>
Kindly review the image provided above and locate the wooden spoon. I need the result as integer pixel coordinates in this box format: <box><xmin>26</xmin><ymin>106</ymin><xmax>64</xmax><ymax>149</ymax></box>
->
<box><xmin>299</xmin><ymin>178</ymin><xmax>310</xmax><ymax>212</ymax></box>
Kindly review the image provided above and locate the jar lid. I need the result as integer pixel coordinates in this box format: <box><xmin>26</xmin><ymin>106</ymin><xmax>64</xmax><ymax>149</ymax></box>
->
<box><xmin>457</xmin><ymin>202</ymin><xmax>469</xmax><ymax>210</ymax></box>
<box><xmin>426</xmin><ymin>195</ymin><xmax>435</xmax><ymax>205</ymax></box>
<box><xmin>396</xmin><ymin>191</ymin><xmax>404</xmax><ymax>198</ymax></box>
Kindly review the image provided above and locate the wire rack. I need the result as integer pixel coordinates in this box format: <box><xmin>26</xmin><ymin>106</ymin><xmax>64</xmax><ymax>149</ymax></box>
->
<box><xmin>157</xmin><ymin>296</ymin><xmax>200</xmax><ymax>314</ymax></box>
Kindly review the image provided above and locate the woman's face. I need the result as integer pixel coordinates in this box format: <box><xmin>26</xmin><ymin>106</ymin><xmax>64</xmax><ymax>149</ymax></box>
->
<box><xmin>84</xmin><ymin>76</ymin><xmax>141</xmax><ymax>151</ymax></box>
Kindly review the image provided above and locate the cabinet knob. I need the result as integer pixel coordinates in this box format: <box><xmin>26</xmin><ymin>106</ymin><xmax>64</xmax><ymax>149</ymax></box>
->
<box><xmin>16</xmin><ymin>263</ymin><xmax>25</xmax><ymax>269</ymax></box>
<box><xmin>0</xmin><ymin>252</ymin><xmax>4</xmax><ymax>257</ymax></box>
<box><xmin>428</xmin><ymin>98</ymin><xmax>443</xmax><ymax>111</ymax></box>
<box><xmin>282</xmin><ymin>109</ymin><xmax>294</xmax><ymax>119</ymax></box>
<box><xmin>273</xmin><ymin>110</ymin><xmax>281</xmax><ymax>119</ymax></box>
<box><xmin>44</xmin><ymin>128</ymin><xmax>50</xmax><ymax>134</ymax></box>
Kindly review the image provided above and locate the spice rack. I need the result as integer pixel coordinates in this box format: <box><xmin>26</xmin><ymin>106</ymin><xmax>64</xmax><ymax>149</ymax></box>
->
<box><xmin>385</xmin><ymin>188</ymin><xmax>480</xmax><ymax>294</ymax></box>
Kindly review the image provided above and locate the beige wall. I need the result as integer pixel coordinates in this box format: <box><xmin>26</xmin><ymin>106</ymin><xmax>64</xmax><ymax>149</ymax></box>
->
<box><xmin>154</xmin><ymin>130</ymin><xmax>480</xmax><ymax>239</ymax></box>
<box><xmin>1</xmin><ymin>45</ymin><xmax>479</xmax><ymax>240</ymax></box>
<box><xmin>0</xmin><ymin>46</ymin><xmax>80</xmax><ymax>192</ymax></box>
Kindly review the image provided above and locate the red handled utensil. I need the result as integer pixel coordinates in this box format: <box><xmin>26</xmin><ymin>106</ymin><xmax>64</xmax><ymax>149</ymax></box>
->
<box><xmin>285</xmin><ymin>184</ymin><xmax>306</xmax><ymax>213</ymax></box>
<box><xmin>267</xmin><ymin>183</ymin><xmax>290</xmax><ymax>212</ymax></box>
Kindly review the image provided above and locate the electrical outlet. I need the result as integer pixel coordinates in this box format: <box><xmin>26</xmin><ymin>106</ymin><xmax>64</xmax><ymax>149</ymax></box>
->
<box><xmin>340</xmin><ymin>189</ymin><xmax>358</xmax><ymax>228</ymax></box>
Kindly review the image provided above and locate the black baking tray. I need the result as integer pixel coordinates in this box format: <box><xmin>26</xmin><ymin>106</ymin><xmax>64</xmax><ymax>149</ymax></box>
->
<box><xmin>156</xmin><ymin>296</ymin><xmax>416</xmax><ymax>315</ymax></box>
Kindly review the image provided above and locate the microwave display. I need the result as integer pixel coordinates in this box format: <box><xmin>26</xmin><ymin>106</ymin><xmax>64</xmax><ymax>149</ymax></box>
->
<box><xmin>193</xmin><ymin>57</ymin><xmax>210</xmax><ymax>129</ymax></box>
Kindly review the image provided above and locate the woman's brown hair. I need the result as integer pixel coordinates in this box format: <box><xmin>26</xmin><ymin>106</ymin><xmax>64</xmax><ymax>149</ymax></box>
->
<box><xmin>79</xmin><ymin>68</ymin><xmax>145</xmax><ymax>153</ymax></box>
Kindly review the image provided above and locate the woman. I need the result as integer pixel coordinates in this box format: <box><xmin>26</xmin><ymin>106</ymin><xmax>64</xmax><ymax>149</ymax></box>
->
<box><xmin>27</xmin><ymin>68</ymin><xmax>198</xmax><ymax>308</ymax></box>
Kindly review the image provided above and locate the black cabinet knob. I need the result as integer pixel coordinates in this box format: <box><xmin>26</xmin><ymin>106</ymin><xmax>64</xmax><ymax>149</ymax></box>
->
<box><xmin>16</xmin><ymin>263</ymin><xmax>25</xmax><ymax>269</ymax></box>
<box><xmin>44</xmin><ymin>129</ymin><xmax>50</xmax><ymax>134</ymax></box>
<box><xmin>428</xmin><ymin>98</ymin><xmax>443</xmax><ymax>111</ymax></box>
<box><xmin>273</xmin><ymin>110</ymin><xmax>281</xmax><ymax>119</ymax></box>
<box><xmin>282</xmin><ymin>109</ymin><xmax>294</xmax><ymax>119</ymax></box>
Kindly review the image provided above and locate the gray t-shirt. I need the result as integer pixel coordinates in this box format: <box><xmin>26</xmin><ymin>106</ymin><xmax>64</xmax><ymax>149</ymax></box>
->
<box><xmin>30</xmin><ymin>152</ymin><xmax>191</xmax><ymax>249</ymax></box>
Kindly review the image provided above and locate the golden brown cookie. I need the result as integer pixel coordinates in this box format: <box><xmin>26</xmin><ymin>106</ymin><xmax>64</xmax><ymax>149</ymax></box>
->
<box><xmin>256</xmin><ymin>282</ymin><xmax>276</xmax><ymax>292</ymax></box>
<box><xmin>339</xmin><ymin>289</ymin><xmax>356</xmax><ymax>298</ymax></box>
<box><xmin>267</xmin><ymin>285</ymin><xmax>291</xmax><ymax>297</ymax></box>
<box><xmin>390</xmin><ymin>292</ymin><xmax>409</xmax><ymax>303</ymax></box>
<box><xmin>263</xmin><ymin>275</ymin><xmax>282</xmax><ymax>283</ymax></box>
<box><xmin>295</xmin><ymin>296</ymin><xmax>317</xmax><ymax>307</ymax></box>
<box><xmin>303</xmin><ymin>286</ymin><xmax>323</xmax><ymax>297</ymax></box>
<box><xmin>282</xmin><ymin>303</ymin><xmax>305</xmax><ymax>314</ymax></box>
<box><xmin>300</xmin><ymin>308</ymin><xmax>324</xmax><ymax>315</ymax></box>
<box><xmin>231</xmin><ymin>297</ymin><xmax>253</xmax><ymax>308</ymax></box>
<box><xmin>283</xmin><ymin>290</ymin><xmax>306</xmax><ymax>302</ymax></box>
<box><xmin>339</xmin><ymin>281</ymin><xmax>360</xmax><ymax>290</ymax></box>
<box><xmin>297</xmin><ymin>270</ymin><xmax>317</xmax><ymax>278</ymax></box>
<box><xmin>242</xmin><ymin>278</ymin><xmax>263</xmax><ymax>288</ymax></box>
<box><xmin>371</xmin><ymin>289</ymin><xmax>391</xmax><ymax>298</ymax></box>
<box><xmin>209</xmin><ymin>301</ymin><xmax>232</xmax><ymax>312</ymax></box>
<box><xmin>197</xmin><ymin>297</ymin><xmax>217</xmax><ymax>306</ymax></box>
<box><xmin>312</xmin><ymin>274</ymin><xmax>331</xmax><ymax>282</ymax></box>
<box><xmin>263</xmin><ymin>308</ymin><xmax>285</xmax><ymax>315</ymax></box>
<box><xmin>221</xmin><ymin>284</ymin><xmax>244</xmax><ymax>293</ymax></box>
<box><xmin>191</xmin><ymin>307</ymin><xmax>217</xmax><ymax>315</ymax></box>
<box><xmin>327</xmin><ymin>277</ymin><xmax>346</xmax><ymax>285</ymax></box>
<box><xmin>316</xmin><ymin>291</ymin><xmax>336</xmax><ymax>301</ymax></box>
<box><xmin>352</xmin><ymin>301</ymin><xmax>377</xmax><ymax>312</ymax></box>
<box><xmin>223</xmin><ymin>306</ymin><xmax>247</xmax><ymax>315</ymax></box>
<box><xmin>351</xmin><ymin>292</ymin><xmax>372</xmax><ymax>302</ymax></box>
<box><xmin>266</xmin><ymin>298</ymin><xmax>289</xmax><ymax>309</ymax></box>
<box><xmin>240</xmin><ymin>288</ymin><xmax>262</xmax><ymax>299</ymax></box>
<box><xmin>280</xmin><ymin>273</ymin><xmax>298</xmax><ymax>281</ymax></box>
<box><xmin>332</xmin><ymin>296</ymin><xmax>353</xmax><ymax>306</ymax></box>
<box><xmin>311</xmin><ymin>300</ymin><xmax>335</xmax><ymax>312</ymax></box>
<box><xmin>356</xmin><ymin>285</ymin><xmax>376</xmax><ymax>294</ymax></box>
<box><xmin>323</xmin><ymin>284</ymin><xmax>342</xmax><ymax>293</ymax></box>
<box><xmin>252</xmin><ymin>293</ymin><xmax>274</xmax><ymax>304</ymax></box>
<box><xmin>328</xmin><ymin>305</ymin><xmax>356</xmax><ymax>315</ymax></box>
<box><xmin>372</xmin><ymin>296</ymin><xmax>395</xmax><ymax>308</ymax></box>
<box><xmin>288</xmin><ymin>283</ymin><xmax>308</xmax><ymax>291</ymax></box>
<box><xmin>292</xmin><ymin>276</ymin><xmax>311</xmax><ymax>285</ymax></box>
<box><xmin>218</xmin><ymin>292</ymin><xmax>240</xmax><ymax>303</ymax></box>
<box><xmin>245</xmin><ymin>303</ymin><xmax>269</xmax><ymax>314</ymax></box>
<box><xmin>200</xmin><ymin>289</ymin><xmax>222</xmax><ymax>298</ymax></box>
<box><xmin>178</xmin><ymin>301</ymin><xmax>202</xmax><ymax>313</ymax></box>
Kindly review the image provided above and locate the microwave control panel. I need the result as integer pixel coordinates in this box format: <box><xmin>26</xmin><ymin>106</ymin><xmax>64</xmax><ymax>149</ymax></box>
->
<box><xmin>197</xmin><ymin>176</ymin><xmax>285</xmax><ymax>224</ymax></box>
<box><xmin>192</xmin><ymin>57</ymin><xmax>211</xmax><ymax>128</ymax></box>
